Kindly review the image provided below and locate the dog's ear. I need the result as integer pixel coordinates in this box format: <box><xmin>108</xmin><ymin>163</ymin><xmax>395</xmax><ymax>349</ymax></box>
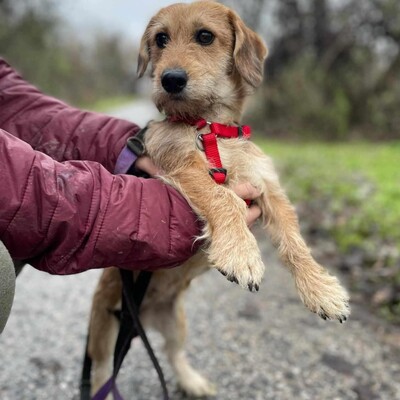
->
<box><xmin>137</xmin><ymin>20</ymin><xmax>153</xmax><ymax>77</ymax></box>
<box><xmin>229</xmin><ymin>10</ymin><xmax>268</xmax><ymax>88</ymax></box>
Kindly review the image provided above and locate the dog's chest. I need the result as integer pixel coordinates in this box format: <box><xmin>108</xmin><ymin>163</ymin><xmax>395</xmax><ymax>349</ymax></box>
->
<box><xmin>144</xmin><ymin>121</ymin><xmax>252</xmax><ymax>180</ymax></box>
<box><xmin>144</xmin><ymin>122</ymin><xmax>195</xmax><ymax>170</ymax></box>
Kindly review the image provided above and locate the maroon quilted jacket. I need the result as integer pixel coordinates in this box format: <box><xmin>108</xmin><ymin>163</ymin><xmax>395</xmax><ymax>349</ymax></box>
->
<box><xmin>0</xmin><ymin>59</ymin><xmax>200</xmax><ymax>274</ymax></box>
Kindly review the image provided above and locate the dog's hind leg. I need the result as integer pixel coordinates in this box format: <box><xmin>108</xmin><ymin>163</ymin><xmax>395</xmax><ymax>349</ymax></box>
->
<box><xmin>259</xmin><ymin>181</ymin><xmax>350</xmax><ymax>322</ymax></box>
<box><xmin>147</xmin><ymin>294</ymin><xmax>217</xmax><ymax>397</ymax></box>
<box><xmin>88</xmin><ymin>268</ymin><xmax>122</xmax><ymax>398</ymax></box>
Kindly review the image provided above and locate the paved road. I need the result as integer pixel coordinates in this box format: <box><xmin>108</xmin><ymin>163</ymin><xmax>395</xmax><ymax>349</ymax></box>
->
<box><xmin>105</xmin><ymin>98</ymin><xmax>160</xmax><ymax>127</ymax></box>
<box><xmin>1</xmin><ymin>101</ymin><xmax>399</xmax><ymax>400</ymax></box>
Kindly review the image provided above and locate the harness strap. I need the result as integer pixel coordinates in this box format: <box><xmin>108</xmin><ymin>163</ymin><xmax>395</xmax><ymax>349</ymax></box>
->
<box><xmin>201</xmin><ymin>132</ymin><xmax>227</xmax><ymax>184</ymax></box>
<box><xmin>200</xmin><ymin>122</ymin><xmax>251</xmax><ymax>185</ymax></box>
<box><xmin>209</xmin><ymin>122</ymin><xmax>251</xmax><ymax>139</ymax></box>
<box><xmin>168</xmin><ymin>116</ymin><xmax>251</xmax><ymax>185</ymax></box>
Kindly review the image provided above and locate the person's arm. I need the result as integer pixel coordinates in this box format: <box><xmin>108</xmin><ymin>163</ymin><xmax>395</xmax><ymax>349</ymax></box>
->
<box><xmin>0</xmin><ymin>129</ymin><xmax>201</xmax><ymax>275</ymax></box>
<box><xmin>0</xmin><ymin>58</ymin><xmax>137</xmax><ymax>172</ymax></box>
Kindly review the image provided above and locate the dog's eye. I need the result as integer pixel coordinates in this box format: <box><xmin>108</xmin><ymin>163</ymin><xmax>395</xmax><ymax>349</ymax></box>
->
<box><xmin>155</xmin><ymin>32</ymin><xmax>169</xmax><ymax>49</ymax></box>
<box><xmin>196</xmin><ymin>30</ymin><xmax>214</xmax><ymax>46</ymax></box>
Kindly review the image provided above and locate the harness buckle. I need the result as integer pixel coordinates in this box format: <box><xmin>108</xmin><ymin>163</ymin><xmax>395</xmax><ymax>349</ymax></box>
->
<box><xmin>195</xmin><ymin>132</ymin><xmax>205</xmax><ymax>151</ymax></box>
<box><xmin>209</xmin><ymin>168</ymin><xmax>227</xmax><ymax>184</ymax></box>
<box><xmin>195</xmin><ymin>120</ymin><xmax>212</xmax><ymax>151</ymax></box>
<box><xmin>195</xmin><ymin>119</ymin><xmax>210</xmax><ymax>130</ymax></box>
<box><xmin>127</xmin><ymin>133</ymin><xmax>146</xmax><ymax>157</ymax></box>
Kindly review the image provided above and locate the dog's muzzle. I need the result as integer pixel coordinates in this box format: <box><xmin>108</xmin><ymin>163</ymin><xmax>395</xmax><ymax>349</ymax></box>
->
<box><xmin>161</xmin><ymin>69</ymin><xmax>188</xmax><ymax>94</ymax></box>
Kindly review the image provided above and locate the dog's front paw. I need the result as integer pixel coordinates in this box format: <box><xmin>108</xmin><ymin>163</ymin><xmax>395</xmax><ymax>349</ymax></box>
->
<box><xmin>296</xmin><ymin>269</ymin><xmax>350</xmax><ymax>323</ymax></box>
<box><xmin>209</xmin><ymin>232</ymin><xmax>265</xmax><ymax>292</ymax></box>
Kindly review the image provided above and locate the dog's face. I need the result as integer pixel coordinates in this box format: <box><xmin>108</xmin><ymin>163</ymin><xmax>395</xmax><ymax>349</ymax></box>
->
<box><xmin>137</xmin><ymin>1</ymin><xmax>267</xmax><ymax>118</ymax></box>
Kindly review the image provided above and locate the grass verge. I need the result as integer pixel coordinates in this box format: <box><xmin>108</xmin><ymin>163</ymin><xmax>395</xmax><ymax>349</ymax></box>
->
<box><xmin>255</xmin><ymin>138</ymin><xmax>400</xmax><ymax>323</ymax></box>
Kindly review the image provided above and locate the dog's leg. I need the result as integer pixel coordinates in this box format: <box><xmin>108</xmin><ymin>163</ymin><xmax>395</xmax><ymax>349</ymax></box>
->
<box><xmin>166</xmin><ymin>154</ymin><xmax>264</xmax><ymax>290</ymax></box>
<box><xmin>259</xmin><ymin>183</ymin><xmax>350</xmax><ymax>321</ymax></box>
<box><xmin>147</xmin><ymin>295</ymin><xmax>217</xmax><ymax>397</ymax></box>
<box><xmin>88</xmin><ymin>268</ymin><xmax>122</xmax><ymax>398</ymax></box>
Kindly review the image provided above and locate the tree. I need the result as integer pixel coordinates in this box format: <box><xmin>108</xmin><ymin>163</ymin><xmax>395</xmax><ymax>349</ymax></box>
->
<box><xmin>221</xmin><ymin>0</ymin><xmax>400</xmax><ymax>139</ymax></box>
<box><xmin>0</xmin><ymin>0</ymin><xmax>136</xmax><ymax>105</ymax></box>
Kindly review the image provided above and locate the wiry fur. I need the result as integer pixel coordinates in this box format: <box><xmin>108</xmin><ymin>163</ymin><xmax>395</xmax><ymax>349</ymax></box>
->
<box><xmin>88</xmin><ymin>1</ymin><xmax>350</xmax><ymax>397</ymax></box>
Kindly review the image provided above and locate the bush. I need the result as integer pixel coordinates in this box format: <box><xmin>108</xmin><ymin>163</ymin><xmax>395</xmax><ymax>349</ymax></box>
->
<box><xmin>248</xmin><ymin>51</ymin><xmax>400</xmax><ymax>141</ymax></box>
<box><xmin>251</xmin><ymin>56</ymin><xmax>350</xmax><ymax>139</ymax></box>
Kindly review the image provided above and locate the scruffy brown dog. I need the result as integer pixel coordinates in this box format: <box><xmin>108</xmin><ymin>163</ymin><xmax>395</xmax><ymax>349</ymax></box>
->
<box><xmin>88</xmin><ymin>1</ymin><xmax>350</xmax><ymax>396</ymax></box>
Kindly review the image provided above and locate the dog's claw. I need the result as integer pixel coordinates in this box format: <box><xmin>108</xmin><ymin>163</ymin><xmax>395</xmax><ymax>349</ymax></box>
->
<box><xmin>219</xmin><ymin>269</ymin><xmax>240</xmax><ymax>285</ymax></box>
<box><xmin>318</xmin><ymin>310</ymin><xmax>350</xmax><ymax>323</ymax></box>
<box><xmin>227</xmin><ymin>275</ymin><xmax>239</xmax><ymax>284</ymax></box>
<box><xmin>319</xmin><ymin>307</ymin><xmax>331</xmax><ymax>321</ymax></box>
<box><xmin>319</xmin><ymin>312</ymin><xmax>327</xmax><ymax>320</ymax></box>
<box><xmin>247</xmin><ymin>282</ymin><xmax>259</xmax><ymax>292</ymax></box>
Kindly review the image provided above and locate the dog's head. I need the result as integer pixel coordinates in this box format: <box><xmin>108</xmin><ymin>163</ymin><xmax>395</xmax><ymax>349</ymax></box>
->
<box><xmin>137</xmin><ymin>1</ymin><xmax>267</xmax><ymax>118</ymax></box>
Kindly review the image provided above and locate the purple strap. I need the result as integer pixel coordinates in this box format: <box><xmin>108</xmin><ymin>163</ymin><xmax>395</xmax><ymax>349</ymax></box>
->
<box><xmin>114</xmin><ymin>146</ymin><xmax>138</xmax><ymax>175</ymax></box>
<box><xmin>91</xmin><ymin>377</ymin><xmax>124</xmax><ymax>400</ymax></box>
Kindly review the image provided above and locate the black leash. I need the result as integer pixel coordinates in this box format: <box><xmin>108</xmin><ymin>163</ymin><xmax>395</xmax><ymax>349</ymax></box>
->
<box><xmin>117</xmin><ymin>269</ymin><xmax>170</xmax><ymax>400</ymax></box>
<box><xmin>80</xmin><ymin>128</ymin><xmax>170</xmax><ymax>399</ymax></box>
<box><xmin>80</xmin><ymin>334</ymin><xmax>93</xmax><ymax>400</ymax></box>
<box><xmin>79</xmin><ymin>271</ymin><xmax>150</xmax><ymax>399</ymax></box>
<box><xmin>80</xmin><ymin>270</ymin><xmax>170</xmax><ymax>400</ymax></box>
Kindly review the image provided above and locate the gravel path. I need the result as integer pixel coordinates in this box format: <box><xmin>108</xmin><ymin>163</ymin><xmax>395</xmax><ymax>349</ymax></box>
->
<box><xmin>1</xmin><ymin>101</ymin><xmax>399</xmax><ymax>400</ymax></box>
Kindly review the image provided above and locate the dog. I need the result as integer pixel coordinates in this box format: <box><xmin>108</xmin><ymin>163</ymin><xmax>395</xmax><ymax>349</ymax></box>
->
<box><xmin>88</xmin><ymin>1</ymin><xmax>350</xmax><ymax>397</ymax></box>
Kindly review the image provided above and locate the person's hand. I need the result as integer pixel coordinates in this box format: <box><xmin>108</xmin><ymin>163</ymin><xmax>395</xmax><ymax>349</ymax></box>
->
<box><xmin>232</xmin><ymin>182</ymin><xmax>262</xmax><ymax>227</ymax></box>
<box><xmin>135</xmin><ymin>156</ymin><xmax>262</xmax><ymax>227</ymax></box>
<box><xmin>135</xmin><ymin>155</ymin><xmax>162</xmax><ymax>176</ymax></box>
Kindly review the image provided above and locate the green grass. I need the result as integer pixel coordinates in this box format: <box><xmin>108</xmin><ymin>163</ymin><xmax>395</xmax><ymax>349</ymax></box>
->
<box><xmin>254</xmin><ymin>138</ymin><xmax>400</xmax><ymax>321</ymax></box>
<box><xmin>255</xmin><ymin>139</ymin><xmax>400</xmax><ymax>252</ymax></box>
<box><xmin>256</xmin><ymin>138</ymin><xmax>400</xmax><ymax>323</ymax></box>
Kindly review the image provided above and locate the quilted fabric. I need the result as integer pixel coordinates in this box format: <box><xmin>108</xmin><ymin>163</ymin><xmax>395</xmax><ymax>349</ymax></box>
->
<box><xmin>0</xmin><ymin>59</ymin><xmax>200</xmax><ymax>274</ymax></box>
<box><xmin>0</xmin><ymin>241</ymin><xmax>15</xmax><ymax>333</ymax></box>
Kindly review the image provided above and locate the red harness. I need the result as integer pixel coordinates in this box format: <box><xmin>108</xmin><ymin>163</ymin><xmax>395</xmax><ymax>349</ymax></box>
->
<box><xmin>168</xmin><ymin>116</ymin><xmax>251</xmax><ymax>184</ymax></box>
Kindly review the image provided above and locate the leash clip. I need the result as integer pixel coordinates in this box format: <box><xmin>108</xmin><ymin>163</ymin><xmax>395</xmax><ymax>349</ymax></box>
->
<box><xmin>195</xmin><ymin>121</ymin><xmax>211</xmax><ymax>151</ymax></box>
<box><xmin>196</xmin><ymin>132</ymin><xmax>204</xmax><ymax>151</ymax></box>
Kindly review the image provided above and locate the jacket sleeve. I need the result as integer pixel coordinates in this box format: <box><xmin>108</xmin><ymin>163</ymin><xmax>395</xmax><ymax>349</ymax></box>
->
<box><xmin>0</xmin><ymin>58</ymin><xmax>138</xmax><ymax>172</ymax></box>
<box><xmin>0</xmin><ymin>129</ymin><xmax>200</xmax><ymax>275</ymax></box>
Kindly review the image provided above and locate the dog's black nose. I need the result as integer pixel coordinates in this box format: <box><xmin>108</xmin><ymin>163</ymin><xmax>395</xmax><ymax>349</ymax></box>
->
<box><xmin>161</xmin><ymin>69</ymin><xmax>188</xmax><ymax>94</ymax></box>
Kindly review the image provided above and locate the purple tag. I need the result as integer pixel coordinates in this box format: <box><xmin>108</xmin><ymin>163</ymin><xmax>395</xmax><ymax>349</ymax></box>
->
<box><xmin>114</xmin><ymin>146</ymin><xmax>138</xmax><ymax>175</ymax></box>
